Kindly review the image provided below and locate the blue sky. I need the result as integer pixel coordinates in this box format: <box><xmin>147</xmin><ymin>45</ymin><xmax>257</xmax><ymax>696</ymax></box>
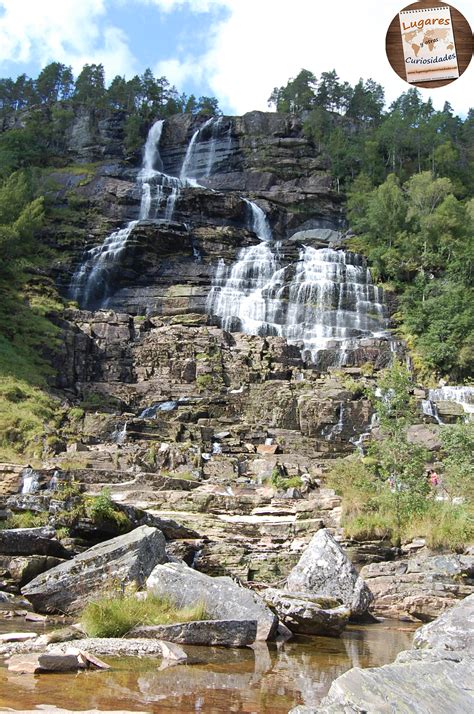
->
<box><xmin>0</xmin><ymin>0</ymin><xmax>472</xmax><ymax>116</ymax></box>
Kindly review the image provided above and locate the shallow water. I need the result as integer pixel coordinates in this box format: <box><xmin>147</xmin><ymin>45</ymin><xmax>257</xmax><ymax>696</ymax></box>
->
<box><xmin>0</xmin><ymin>622</ymin><xmax>416</xmax><ymax>713</ymax></box>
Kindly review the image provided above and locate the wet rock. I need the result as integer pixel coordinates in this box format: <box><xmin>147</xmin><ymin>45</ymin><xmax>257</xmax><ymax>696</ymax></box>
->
<box><xmin>296</xmin><ymin>594</ymin><xmax>474</xmax><ymax>714</ymax></box>
<box><xmin>285</xmin><ymin>529</ymin><xmax>373</xmax><ymax>619</ymax></box>
<box><xmin>360</xmin><ymin>554</ymin><xmax>474</xmax><ymax>621</ymax></box>
<box><xmin>146</xmin><ymin>561</ymin><xmax>278</xmax><ymax>641</ymax></box>
<box><xmin>262</xmin><ymin>588</ymin><xmax>350</xmax><ymax>636</ymax></box>
<box><xmin>22</xmin><ymin>525</ymin><xmax>167</xmax><ymax>614</ymax></box>
<box><xmin>0</xmin><ymin>527</ymin><xmax>70</xmax><ymax>558</ymax></box>
<box><xmin>128</xmin><ymin>619</ymin><xmax>257</xmax><ymax>647</ymax></box>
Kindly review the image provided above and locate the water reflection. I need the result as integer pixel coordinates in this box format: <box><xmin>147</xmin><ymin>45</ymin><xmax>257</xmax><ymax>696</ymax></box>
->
<box><xmin>0</xmin><ymin>623</ymin><xmax>416</xmax><ymax>713</ymax></box>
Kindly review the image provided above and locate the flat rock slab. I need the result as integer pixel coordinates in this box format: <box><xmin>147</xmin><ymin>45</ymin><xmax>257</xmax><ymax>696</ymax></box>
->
<box><xmin>0</xmin><ymin>527</ymin><xmax>69</xmax><ymax>558</ymax></box>
<box><xmin>128</xmin><ymin>619</ymin><xmax>257</xmax><ymax>647</ymax></box>
<box><xmin>7</xmin><ymin>647</ymin><xmax>110</xmax><ymax>673</ymax></box>
<box><xmin>0</xmin><ymin>632</ymin><xmax>38</xmax><ymax>642</ymax></box>
<box><xmin>360</xmin><ymin>555</ymin><xmax>474</xmax><ymax>621</ymax></box>
<box><xmin>146</xmin><ymin>561</ymin><xmax>277</xmax><ymax>641</ymax></box>
<box><xmin>262</xmin><ymin>589</ymin><xmax>350</xmax><ymax>637</ymax></box>
<box><xmin>22</xmin><ymin>525</ymin><xmax>167</xmax><ymax>614</ymax></box>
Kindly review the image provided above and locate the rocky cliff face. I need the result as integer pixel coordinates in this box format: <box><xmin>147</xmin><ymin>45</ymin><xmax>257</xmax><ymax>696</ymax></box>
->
<box><xmin>1</xmin><ymin>109</ymin><xmax>405</xmax><ymax>592</ymax></box>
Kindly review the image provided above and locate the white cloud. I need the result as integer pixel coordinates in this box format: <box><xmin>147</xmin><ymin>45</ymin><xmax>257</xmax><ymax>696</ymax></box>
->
<box><xmin>148</xmin><ymin>0</ymin><xmax>474</xmax><ymax>116</ymax></box>
<box><xmin>0</xmin><ymin>0</ymin><xmax>137</xmax><ymax>80</ymax></box>
<box><xmin>155</xmin><ymin>57</ymin><xmax>202</xmax><ymax>86</ymax></box>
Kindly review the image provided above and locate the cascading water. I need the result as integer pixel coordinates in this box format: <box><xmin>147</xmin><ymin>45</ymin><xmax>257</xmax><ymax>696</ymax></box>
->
<box><xmin>70</xmin><ymin>120</ymin><xmax>166</xmax><ymax>308</ymax></box>
<box><xmin>422</xmin><ymin>386</ymin><xmax>474</xmax><ymax>423</ymax></box>
<box><xmin>21</xmin><ymin>467</ymin><xmax>40</xmax><ymax>494</ymax></box>
<box><xmin>70</xmin><ymin>116</ymin><xmax>227</xmax><ymax>309</ymax></box>
<box><xmin>207</xmin><ymin>213</ymin><xmax>390</xmax><ymax>365</ymax></box>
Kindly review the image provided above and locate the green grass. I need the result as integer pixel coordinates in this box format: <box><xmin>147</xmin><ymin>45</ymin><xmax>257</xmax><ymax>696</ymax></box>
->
<box><xmin>0</xmin><ymin>510</ymin><xmax>49</xmax><ymax>529</ymax></box>
<box><xmin>0</xmin><ymin>277</ymin><xmax>63</xmax><ymax>462</ymax></box>
<box><xmin>326</xmin><ymin>456</ymin><xmax>473</xmax><ymax>550</ymax></box>
<box><xmin>81</xmin><ymin>593</ymin><xmax>209</xmax><ymax>638</ymax></box>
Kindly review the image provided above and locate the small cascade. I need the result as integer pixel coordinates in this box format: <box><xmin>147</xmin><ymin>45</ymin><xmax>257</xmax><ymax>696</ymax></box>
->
<box><xmin>325</xmin><ymin>402</ymin><xmax>345</xmax><ymax>441</ymax></box>
<box><xmin>422</xmin><ymin>386</ymin><xmax>474</xmax><ymax>423</ymax></box>
<box><xmin>244</xmin><ymin>199</ymin><xmax>273</xmax><ymax>242</ymax></box>
<box><xmin>112</xmin><ymin>422</ymin><xmax>128</xmax><ymax>445</ymax></box>
<box><xmin>351</xmin><ymin>412</ymin><xmax>379</xmax><ymax>454</ymax></box>
<box><xmin>21</xmin><ymin>467</ymin><xmax>40</xmax><ymax>494</ymax></box>
<box><xmin>180</xmin><ymin>116</ymin><xmax>230</xmax><ymax>182</ymax></box>
<box><xmin>139</xmin><ymin>401</ymin><xmax>179</xmax><ymax>419</ymax></box>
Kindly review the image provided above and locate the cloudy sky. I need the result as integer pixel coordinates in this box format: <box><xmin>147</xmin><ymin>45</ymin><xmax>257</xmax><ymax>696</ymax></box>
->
<box><xmin>0</xmin><ymin>0</ymin><xmax>472</xmax><ymax>115</ymax></box>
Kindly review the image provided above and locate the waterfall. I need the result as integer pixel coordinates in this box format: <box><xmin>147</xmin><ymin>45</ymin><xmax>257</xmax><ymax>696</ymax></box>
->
<box><xmin>207</xmin><ymin>231</ymin><xmax>390</xmax><ymax>365</ymax></box>
<box><xmin>70</xmin><ymin>119</ymin><xmax>166</xmax><ymax>308</ymax></box>
<box><xmin>21</xmin><ymin>467</ymin><xmax>40</xmax><ymax>494</ymax></box>
<box><xmin>180</xmin><ymin>116</ymin><xmax>229</xmax><ymax>182</ymax></box>
<box><xmin>70</xmin><ymin>116</ymin><xmax>227</xmax><ymax>309</ymax></box>
<box><xmin>422</xmin><ymin>386</ymin><xmax>474</xmax><ymax>423</ymax></box>
<box><xmin>245</xmin><ymin>199</ymin><xmax>273</xmax><ymax>242</ymax></box>
<box><xmin>112</xmin><ymin>422</ymin><xmax>128</xmax><ymax>444</ymax></box>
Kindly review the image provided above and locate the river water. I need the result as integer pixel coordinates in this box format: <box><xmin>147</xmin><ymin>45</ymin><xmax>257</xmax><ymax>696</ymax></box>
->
<box><xmin>0</xmin><ymin>621</ymin><xmax>416</xmax><ymax>713</ymax></box>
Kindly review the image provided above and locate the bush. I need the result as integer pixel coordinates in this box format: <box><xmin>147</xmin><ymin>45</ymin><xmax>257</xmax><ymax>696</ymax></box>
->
<box><xmin>81</xmin><ymin>593</ymin><xmax>209</xmax><ymax>638</ymax></box>
<box><xmin>85</xmin><ymin>488</ymin><xmax>131</xmax><ymax>531</ymax></box>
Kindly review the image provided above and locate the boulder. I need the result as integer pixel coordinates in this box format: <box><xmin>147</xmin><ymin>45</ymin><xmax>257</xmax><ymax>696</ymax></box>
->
<box><xmin>22</xmin><ymin>525</ymin><xmax>167</xmax><ymax>614</ymax></box>
<box><xmin>296</xmin><ymin>594</ymin><xmax>474</xmax><ymax>714</ymax></box>
<box><xmin>413</xmin><ymin>593</ymin><xmax>474</xmax><ymax>655</ymax></box>
<box><xmin>313</xmin><ymin>660</ymin><xmax>474</xmax><ymax>714</ymax></box>
<box><xmin>285</xmin><ymin>529</ymin><xmax>373</xmax><ymax>618</ymax></box>
<box><xmin>128</xmin><ymin>619</ymin><xmax>257</xmax><ymax>647</ymax></box>
<box><xmin>360</xmin><ymin>554</ymin><xmax>474</xmax><ymax>621</ymax></box>
<box><xmin>262</xmin><ymin>588</ymin><xmax>350</xmax><ymax>636</ymax></box>
<box><xmin>3</xmin><ymin>555</ymin><xmax>65</xmax><ymax>586</ymax></box>
<box><xmin>146</xmin><ymin>561</ymin><xmax>278</xmax><ymax>641</ymax></box>
<box><xmin>0</xmin><ymin>527</ymin><xmax>69</xmax><ymax>558</ymax></box>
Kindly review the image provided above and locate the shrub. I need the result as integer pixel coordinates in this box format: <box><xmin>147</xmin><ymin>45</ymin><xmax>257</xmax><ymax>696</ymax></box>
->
<box><xmin>85</xmin><ymin>488</ymin><xmax>131</xmax><ymax>531</ymax></box>
<box><xmin>81</xmin><ymin>593</ymin><xmax>209</xmax><ymax>638</ymax></box>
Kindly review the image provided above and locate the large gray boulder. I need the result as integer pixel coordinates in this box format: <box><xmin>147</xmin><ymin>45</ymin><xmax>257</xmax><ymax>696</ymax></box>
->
<box><xmin>413</xmin><ymin>592</ymin><xmax>474</xmax><ymax>656</ymax></box>
<box><xmin>22</xmin><ymin>525</ymin><xmax>167</xmax><ymax>614</ymax></box>
<box><xmin>293</xmin><ymin>594</ymin><xmax>474</xmax><ymax>714</ymax></box>
<box><xmin>0</xmin><ymin>527</ymin><xmax>69</xmax><ymax>558</ymax></box>
<box><xmin>286</xmin><ymin>529</ymin><xmax>373</xmax><ymax>618</ymax></box>
<box><xmin>313</xmin><ymin>660</ymin><xmax>474</xmax><ymax>714</ymax></box>
<box><xmin>262</xmin><ymin>588</ymin><xmax>349</xmax><ymax>636</ymax></box>
<box><xmin>146</xmin><ymin>561</ymin><xmax>278</xmax><ymax>641</ymax></box>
